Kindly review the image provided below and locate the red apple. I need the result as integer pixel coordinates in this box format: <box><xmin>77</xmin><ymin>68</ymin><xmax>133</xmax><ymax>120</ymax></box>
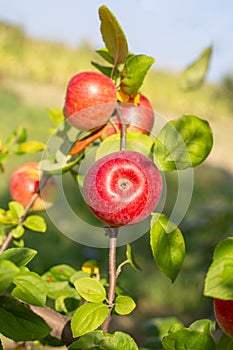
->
<box><xmin>214</xmin><ymin>299</ymin><xmax>233</xmax><ymax>338</ymax></box>
<box><xmin>83</xmin><ymin>150</ymin><xmax>162</xmax><ymax>227</ymax></box>
<box><xmin>101</xmin><ymin>94</ymin><xmax>154</xmax><ymax>139</ymax></box>
<box><xmin>63</xmin><ymin>71</ymin><xmax>117</xmax><ymax>131</ymax></box>
<box><xmin>10</xmin><ymin>162</ymin><xmax>57</xmax><ymax>211</ymax></box>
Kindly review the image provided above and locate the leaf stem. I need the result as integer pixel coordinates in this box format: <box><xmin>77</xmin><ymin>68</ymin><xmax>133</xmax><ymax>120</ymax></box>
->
<box><xmin>101</xmin><ymin>227</ymin><xmax>119</xmax><ymax>332</ymax></box>
<box><xmin>0</xmin><ymin>172</ymin><xmax>52</xmax><ymax>254</ymax></box>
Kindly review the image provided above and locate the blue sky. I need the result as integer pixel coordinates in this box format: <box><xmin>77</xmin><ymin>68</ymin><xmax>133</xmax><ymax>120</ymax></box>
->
<box><xmin>0</xmin><ymin>0</ymin><xmax>233</xmax><ymax>82</ymax></box>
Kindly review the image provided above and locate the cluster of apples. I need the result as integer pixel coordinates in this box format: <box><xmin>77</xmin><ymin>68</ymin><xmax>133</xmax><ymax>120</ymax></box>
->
<box><xmin>64</xmin><ymin>71</ymin><xmax>162</xmax><ymax>227</ymax></box>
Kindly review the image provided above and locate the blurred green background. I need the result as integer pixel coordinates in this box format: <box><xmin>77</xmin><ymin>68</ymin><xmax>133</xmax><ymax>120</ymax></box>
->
<box><xmin>0</xmin><ymin>21</ymin><xmax>233</xmax><ymax>339</ymax></box>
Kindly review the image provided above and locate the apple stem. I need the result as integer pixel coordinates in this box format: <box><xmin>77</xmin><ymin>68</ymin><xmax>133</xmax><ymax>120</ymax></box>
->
<box><xmin>101</xmin><ymin>226</ymin><xmax>119</xmax><ymax>333</ymax></box>
<box><xmin>116</xmin><ymin>103</ymin><xmax>128</xmax><ymax>151</ymax></box>
<box><xmin>0</xmin><ymin>172</ymin><xmax>52</xmax><ymax>254</ymax></box>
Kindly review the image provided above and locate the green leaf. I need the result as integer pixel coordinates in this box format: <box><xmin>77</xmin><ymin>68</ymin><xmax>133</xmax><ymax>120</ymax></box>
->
<box><xmin>142</xmin><ymin>316</ymin><xmax>184</xmax><ymax>339</ymax></box>
<box><xmin>96</xmin><ymin>131</ymin><xmax>153</xmax><ymax>160</ymax></box>
<box><xmin>74</xmin><ymin>277</ymin><xmax>106</xmax><ymax>303</ymax></box>
<box><xmin>55</xmin><ymin>293</ymin><xmax>80</xmax><ymax>314</ymax></box>
<box><xmin>121</xmin><ymin>54</ymin><xmax>155</xmax><ymax>95</ymax></box>
<box><xmin>96</xmin><ymin>48</ymin><xmax>114</xmax><ymax>64</ymax></box>
<box><xmin>8</xmin><ymin>201</ymin><xmax>24</xmax><ymax>220</ymax></box>
<box><xmin>46</xmin><ymin>108</ymin><xmax>64</xmax><ymax>126</ymax></box>
<box><xmin>23</xmin><ymin>215</ymin><xmax>47</xmax><ymax>232</ymax></box>
<box><xmin>71</xmin><ymin>302</ymin><xmax>109</xmax><ymax>337</ymax></box>
<box><xmin>0</xmin><ymin>209</ymin><xmax>13</xmax><ymax>225</ymax></box>
<box><xmin>50</xmin><ymin>264</ymin><xmax>77</xmax><ymax>281</ymax></box>
<box><xmin>91</xmin><ymin>61</ymin><xmax>113</xmax><ymax>77</ymax></box>
<box><xmin>17</xmin><ymin>141</ymin><xmax>46</xmax><ymax>154</ymax></box>
<box><xmin>70</xmin><ymin>330</ymin><xmax>105</xmax><ymax>350</ymax></box>
<box><xmin>179</xmin><ymin>46</ymin><xmax>213</xmax><ymax>90</ymax></box>
<box><xmin>99</xmin><ymin>5</ymin><xmax>128</xmax><ymax>66</ymax></box>
<box><xmin>217</xmin><ymin>333</ymin><xmax>233</xmax><ymax>350</ymax></box>
<box><xmin>162</xmin><ymin>319</ymin><xmax>216</xmax><ymax>350</ymax></box>
<box><xmin>115</xmin><ymin>295</ymin><xmax>136</xmax><ymax>315</ymax></box>
<box><xmin>126</xmin><ymin>244</ymin><xmax>142</xmax><ymax>271</ymax></box>
<box><xmin>153</xmin><ymin>115</ymin><xmax>213</xmax><ymax>171</ymax></box>
<box><xmin>5</xmin><ymin>127</ymin><xmax>27</xmax><ymax>149</ymax></box>
<box><xmin>0</xmin><ymin>295</ymin><xmax>51</xmax><ymax>341</ymax></box>
<box><xmin>0</xmin><ymin>247</ymin><xmax>37</xmax><ymax>266</ymax></box>
<box><xmin>12</xmin><ymin>238</ymin><xmax>24</xmax><ymax>247</ymax></box>
<box><xmin>12</xmin><ymin>225</ymin><xmax>25</xmax><ymax>239</ymax></box>
<box><xmin>44</xmin><ymin>279</ymin><xmax>70</xmax><ymax>299</ymax></box>
<box><xmin>12</xmin><ymin>271</ymin><xmax>47</xmax><ymax>306</ymax></box>
<box><xmin>99</xmin><ymin>331</ymin><xmax>139</xmax><ymax>350</ymax></box>
<box><xmin>40</xmin><ymin>153</ymin><xmax>83</xmax><ymax>175</ymax></box>
<box><xmin>204</xmin><ymin>238</ymin><xmax>233</xmax><ymax>299</ymax></box>
<box><xmin>0</xmin><ymin>259</ymin><xmax>19</xmax><ymax>292</ymax></box>
<box><xmin>150</xmin><ymin>214</ymin><xmax>185</xmax><ymax>282</ymax></box>
<box><xmin>0</xmin><ymin>152</ymin><xmax>9</xmax><ymax>165</ymax></box>
<box><xmin>70</xmin><ymin>330</ymin><xmax>139</xmax><ymax>350</ymax></box>
<box><xmin>70</xmin><ymin>270</ymin><xmax>90</xmax><ymax>284</ymax></box>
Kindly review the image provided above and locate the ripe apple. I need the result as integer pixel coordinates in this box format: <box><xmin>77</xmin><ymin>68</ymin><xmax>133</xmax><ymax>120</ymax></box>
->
<box><xmin>214</xmin><ymin>298</ymin><xmax>233</xmax><ymax>338</ymax></box>
<box><xmin>63</xmin><ymin>71</ymin><xmax>117</xmax><ymax>131</ymax></box>
<box><xmin>101</xmin><ymin>94</ymin><xmax>154</xmax><ymax>139</ymax></box>
<box><xmin>10</xmin><ymin>162</ymin><xmax>57</xmax><ymax>211</ymax></box>
<box><xmin>83</xmin><ymin>150</ymin><xmax>162</xmax><ymax>227</ymax></box>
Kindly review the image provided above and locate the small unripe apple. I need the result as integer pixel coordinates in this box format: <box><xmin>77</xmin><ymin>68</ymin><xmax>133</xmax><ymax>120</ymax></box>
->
<box><xmin>214</xmin><ymin>298</ymin><xmax>233</xmax><ymax>338</ymax></box>
<box><xmin>101</xmin><ymin>94</ymin><xmax>154</xmax><ymax>139</ymax></box>
<box><xmin>83</xmin><ymin>151</ymin><xmax>162</xmax><ymax>227</ymax></box>
<box><xmin>63</xmin><ymin>71</ymin><xmax>117</xmax><ymax>131</ymax></box>
<box><xmin>10</xmin><ymin>162</ymin><xmax>57</xmax><ymax>211</ymax></box>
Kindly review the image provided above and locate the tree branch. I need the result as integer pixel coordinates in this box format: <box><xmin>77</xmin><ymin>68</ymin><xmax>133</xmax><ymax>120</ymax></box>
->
<box><xmin>101</xmin><ymin>227</ymin><xmax>118</xmax><ymax>333</ymax></box>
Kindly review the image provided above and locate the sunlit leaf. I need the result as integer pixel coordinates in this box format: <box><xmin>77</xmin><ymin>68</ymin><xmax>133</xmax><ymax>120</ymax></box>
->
<box><xmin>47</xmin><ymin>108</ymin><xmax>64</xmax><ymax>126</ymax></box>
<box><xmin>70</xmin><ymin>330</ymin><xmax>138</xmax><ymax>350</ymax></box>
<box><xmin>0</xmin><ymin>247</ymin><xmax>37</xmax><ymax>266</ymax></box>
<box><xmin>115</xmin><ymin>295</ymin><xmax>136</xmax><ymax>315</ymax></box>
<box><xmin>17</xmin><ymin>141</ymin><xmax>46</xmax><ymax>154</ymax></box>
<box><xmin>150</xmin><ymin>213</ymin><xmax>185</xmax><ymax>282</ymax></box>
<box><xmin>12</xmin><ymin>225</ymin><xmax>24</xmax><ymax>239</ymax></box>
<box><xmin>23</xmin><ymin>215</ymin><xmax>47</xmax><ymax>232</ymax></box>
<box><xmin>12</xmin><ymin>271</ymin><xmax>47</xmax><ymax>306</ymax></box>
<box><xmin>204</xmin><ymin>238</ymin><xmax>233</xmax><ymax>299</ymax></box>
<box><xmin>74</xmin><ymin>277</ymin><xmax>106</xmax><ymax>303</ymax></box>
<box><xmin>121</xmin><ymin>54</ymin><xmax>155</xmax><ymax>95</ymax></box>
<box><xmin>180</xmin><ymin>46</ymin><xmax>213</xmax><ymax>90</ymax></box>
<box><xmin>71</xmin><ymin>302</ymin><xmax>109</xmax><ymax>337</ymax></box>
<box><xmin>162</xmin><ymin>319</ymin><xmax>216</xmax><ymax>350</ymax></box>
<box><xmin>153</xmin><ymin>115</ymin><xmax>213</xmax><ymax>171</ymax></box>
<box><xmin>9</xmin><ymin>201</ymin><xmax>24</xmax><ymax>220</ymax></box>
<box><xmin>50</xmin><ymin>264</ymin><xmax>76</xmax><ymax>281</ymax></box>
<box><xmin>0</xmin><ymin>260</ymin><xmax>19</xmax><ymax>292</ymax></box>
<box><xmin>99</xmin><ymin>5</ymin><xmax>128</xmax><ymax>66</ymax></box>
<box><xmin>96</xmin><ymin>131</ymin><xmax>153</xmax><ymax>160</ymax></box>
<box><xmin>126</xmin><ymin>244</ymin><xmax>141</xmax><ymax>271</ymax></box>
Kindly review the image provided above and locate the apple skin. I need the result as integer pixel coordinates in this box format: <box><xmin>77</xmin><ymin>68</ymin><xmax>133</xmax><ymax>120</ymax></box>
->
<box><xmin>10</xmin><ymin>162</ymin><xmax>57</xmax><ymax>212</ymax></box>
<box><xmin>63</xmin><ymin>71</ymin><xmax>117</xmax><ymax>131</ymax></box>
<box><xmin>101</xmin><ymin>94</ymin><xmax>154</xmax><ymax>139</ymax></box>
<box><xmin>214</xmin><ymin>299</ymin><xmax>233</xmax><ymax>338</ymax></box>
<box><xmin>83</xmin><ymin>150</ymin><xmax>162</xmax><ymax>227</ymax></box>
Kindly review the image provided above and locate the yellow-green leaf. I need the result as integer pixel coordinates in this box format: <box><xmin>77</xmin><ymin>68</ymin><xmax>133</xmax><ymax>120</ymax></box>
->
<box><xmin>99</xmin><ymin>5</ymin><xmax>128</xmax><ymax>66</ymax></box>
